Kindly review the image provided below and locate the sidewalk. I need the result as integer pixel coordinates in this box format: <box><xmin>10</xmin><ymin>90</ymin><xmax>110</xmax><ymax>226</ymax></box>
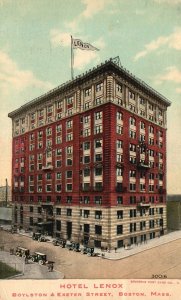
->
<box><xmin>0</xmin><ymin>251</ymin><xmax>64</xmax><ymax>279</ymax></box>
<box><xmin>4</xmin><ymin>225</ymin><xmax>181</xmax><ymax>261</ymax></box>
<box><xmin>95</xmin><ymin>230</ymin><xmax>181</xmax><ymax>260</ymax></box>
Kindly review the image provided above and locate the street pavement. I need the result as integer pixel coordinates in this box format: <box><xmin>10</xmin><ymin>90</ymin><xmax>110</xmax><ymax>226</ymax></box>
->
<box><xmin>0</xmin><ymin>250</ymin><xmax>64</xmax><ymax>279</ymax></box>
<box><xmin>16</xmin><ymin>227</ymin><xmax>181</xmax><ymax>260</ymax></box>
<box><xmin>99</xmin><ymin>230</ymin><xmax>181</xmax><ymax>260</ymax></box>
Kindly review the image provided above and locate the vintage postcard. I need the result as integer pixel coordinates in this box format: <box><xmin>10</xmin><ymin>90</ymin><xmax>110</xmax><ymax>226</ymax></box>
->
<box><xmin>0</xmin><ymin>0</ymin><xmax>181</xmax><ymax>299</ymax></box>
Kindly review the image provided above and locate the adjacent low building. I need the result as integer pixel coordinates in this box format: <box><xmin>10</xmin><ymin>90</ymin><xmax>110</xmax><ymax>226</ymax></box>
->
<box><xmin>167</xmin><ymin>195</ymin><xmax>181</xmax><ymax>231</ymax></box>
<box><xmin>8</xmin><ymin>58</ymin><xmax>171</xmax><ymax>249</ymax></box>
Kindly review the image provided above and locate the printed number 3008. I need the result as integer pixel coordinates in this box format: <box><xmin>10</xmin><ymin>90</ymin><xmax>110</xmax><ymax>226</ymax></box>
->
<box><xmin>152</xmin><ymin>274</ymin><xmax>167</xmax><ymax>279</ymax></box>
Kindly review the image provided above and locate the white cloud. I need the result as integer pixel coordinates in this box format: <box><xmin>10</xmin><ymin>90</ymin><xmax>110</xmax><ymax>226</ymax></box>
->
<box><xmin>73</xmin><ymin>50</ymin><xmax>99</xmax><ymax>70</ymax></box>
<box><xmin>154</xmin><ymin>66</ymin><xmax>181</xmax><ymax>85</ymax></box>
<box><xmin>65</xmin><ymin>0</ymin><xmax>112</xmax><ymax>33</ymax></box>
<box><xmin>153</xmin><ymin>0</ymin><xmax>181</xmax><ymax>4</ymax></box>
<box><xmin>50</xmin><ymin>30</ymin><xmax>71</xmax><ymax>48</ymax></box>
<box><xmin>134</xmin><ymin>27</ymin><xmax>181</xmax><ymax>61</ymax></box>
<box><xmin>73</xmin><ymin>38</ymin><xmax>104</xmax><ymax>70</ymax></box>
<box><xmin>0</xmin><ymin>50</ymin><xmax>53</xmax><ymax>95</ymax></box>
<box><xmin>81</xmin><ymin>0</ymin><xmax>111</xmax><ymax>18</ymax></box>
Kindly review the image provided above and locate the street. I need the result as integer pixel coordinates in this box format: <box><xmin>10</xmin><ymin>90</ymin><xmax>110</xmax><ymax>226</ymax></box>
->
<box><xmin>0</xmin><ymin>230</ymin><xmax>181</xmax><ymax>279</ymax></box>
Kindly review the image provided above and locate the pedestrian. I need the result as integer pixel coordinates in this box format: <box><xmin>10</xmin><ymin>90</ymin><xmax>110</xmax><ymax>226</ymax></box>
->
<box><xmin>114</xmin><ymin>247</ymin><xmax>117</xmax><ymax>253</ymax></box>
<box><xmin>50</xmin><ymin>263</ymin><xmax>54</xmax><ymax>272</ymax></box>
<box><xmin>25</xmin><ymin>256</ymin><xmax>28</xmax><ymax>264</ymax></box>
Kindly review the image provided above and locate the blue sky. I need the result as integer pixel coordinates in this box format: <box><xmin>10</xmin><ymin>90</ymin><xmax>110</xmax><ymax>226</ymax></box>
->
<box><xmin>0</xmin><ymin>0</ymin><xmax>180</xmax><ymax>193</ymax></box>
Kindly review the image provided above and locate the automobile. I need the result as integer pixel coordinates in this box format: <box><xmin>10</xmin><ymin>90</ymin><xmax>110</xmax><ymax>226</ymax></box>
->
<box><xmin>32</xmin><ymin>233</ymin><xmax>48</xmax><ymax>242</ymax></box>
<box><xmin>30</xmin><ymin>252</ymin><xmax>47</xmax><ymax>265</ymax></box>
<box><xmin>65</xmin><ymin>241</ymin><xmax>74</xmax><ymax>250</ymax></box>
<box><xmin>52</xmin><ymin>238</ymin><xmax>66</xmax><ymax>248</ymax></box>
<box><xmin>71</xmin><ymin>242</ymin><xmax>80</xmax><ymax>252</ymax></box>
<box><xmin>81</xmin><ymin>246</ymin><xmax>95</xmax><ymax>256</ymax></box>
<box><xmin>15</xmin><ymin>246</ymin><xmax>30</xmax><ymax>258</ymax></box>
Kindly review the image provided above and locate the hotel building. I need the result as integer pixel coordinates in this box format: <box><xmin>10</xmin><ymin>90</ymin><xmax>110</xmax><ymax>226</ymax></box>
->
<box><xmin>8</xmin><ymin>58</ymin><xmax>171</xmax><ymax>249</ymax></box>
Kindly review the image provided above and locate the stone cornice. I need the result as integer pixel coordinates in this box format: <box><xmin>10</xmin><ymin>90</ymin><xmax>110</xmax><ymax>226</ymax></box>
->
<box><xmin>8</xmin><ymin>58</ymin><xmax>171</xmax><ymax>119</ymax></box>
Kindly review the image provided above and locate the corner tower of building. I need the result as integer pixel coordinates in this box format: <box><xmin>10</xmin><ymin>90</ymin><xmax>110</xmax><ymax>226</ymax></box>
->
<box><xmin>8</xmin><ymin>58</ymin><xmax>171</xmax><ymax>249</ymax></box>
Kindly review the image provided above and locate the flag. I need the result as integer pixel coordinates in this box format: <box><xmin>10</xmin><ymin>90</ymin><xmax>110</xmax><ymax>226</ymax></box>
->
<box><xmin>72</xmin><ymin>38</ymin><xmax>99</xmax><ymax>51</ymax></box>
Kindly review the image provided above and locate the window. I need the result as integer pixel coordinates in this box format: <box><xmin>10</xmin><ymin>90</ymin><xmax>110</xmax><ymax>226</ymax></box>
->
<box><xmin>95</xmin><ymin>168</ymin><xmax>102</xmax><ymax>176</ymax></box>
<box><xmin>56</xmin><ymin>172</ymin><xmax>61</xmax><ymax>179</ymax></box>
<box><xmin>149</xmin><ymin>173</ymin><xmax>154</xmax><ymax>180</ymax></box>
<box><xmin>67</xmin><ymin>209</ymin><xmax>72</xmax><ymax>216</ymax></box>
<box><xmin>84</xmin><ymin>156</ymin><xmax>90</xmax><ymax>164</ymax></box>
<box><xmin>117</xmin><ymin>225</ymin><xmax>123</xmax><ymax>235</ymax></box>
<box><xmin>130</xmin><ymin>130</ymin><xmax>136</xmax><ymax>139</ymax></box>
<box><xmin>95</xmin><ymin>139</ymin><xmax>102</xmax><ymax>148</ymax></box>
<box><xmin>130</xmin><ymin>223</ymin><xmax>137</xmax><ymax>232</ymax></box>
<box><xmin>85</xmin><ymin>88</ymin><xmax>91</xmax><ymax>97</ymax></box>
<box><xmin>56</xmin><ymin>148</ymin><xmax>62</xmax><ymax>156</ymax></box>
<box><xmin>57</xmin><ymin>101</ymin><xmax>62</xmax><ymax>109</ymax></box>
<box><xmin>55</xmin><ymin>160</ymin><xmax>61</xmax><ymax>168</ymax></box>
<box><xmin>117</xmin><ymin>154</ymin><xmax>123</xmax><ymax>163</ymax></box>
<box><xmin>84</xmin><ymin>210</ymin><xmax>90</xmax><ymax>218</ymax></box>
<box><xmin>117</xmin><ymin>125</ymin><xmax>123</xmax><ymax>134</ymax></box>
<box><xmin>67</xmin><ymin>120</ymin><xmax>73</xmax><ymax>128</ymax></box>
<box><xmin>117</xmin><ymin>140</ymin><xmax>123</xmax><ymax>149</ymax></box>
<box><xmin>56</xmin><ymin>184</ymin><xmax>62</xmax><ymax>192</ymax></box>
<box><xmin>94</xmin><ymin>196</ymin><xmax>102</xmax><ymax>205</ymax></box>
<box><xmin>129</xmin><ymin>156</ymin><xmax>136</xmax><ymax>164</ymax></box>
<box><xmin>84</xmin><ymin>128</ymin><xmax>91</xmax><ymax>137</ymax></box>
<box><xmin>129</xmin><ymin>91</ymin><xmax>135</xmax><ymax>100</ymax></box>
<box><xmin>95</xmin><ymin>97</ymin><xmax>103</xmax><ymax>105</ymax></box>
<box><xmin>129</xmin><ymin>170</ymin><xmax>136</xmax><ymax>178</ymax></box>
<box><xmin>95</xmin><ymin>225</ymin><xmax>102</xmax><ymax>235</ymax></box>
<box><xmin>130</xmin><ymin>183</ymin><xmax>136</xmax><ymax>191</ymax></box>
<box><xmin>95</xmin><ymin>111</ymin><xmax>102</xmax><ymax>120</ymax></box>
<box><xmin>47</xmin><ymin>106</ymin><xmax>53</xmax><ymax>113</ymax></box>
<box><xmin>67</xmin><ymin>133</ymin><xmax>73</xmax><ymax>141</ymax></box>
<box><xmin>116</xmin><ymin>83</ymin><xmax>122</xmax><ymax>93</ymax></box>
<box><xmin>56</xmin><ymin>124</ymin><xmax>62</xmax><ymax>133</ymax></box>
<box><xmin>130</xmin><ymin>117</ymin><xmax>136</xmax><ymax>126</ymax></box>
<box><xmin>95</xmin><ymin>211</ymin><xmax>102</xmax><ymax>219</ymax></box>
<box><xmin>94</xmin><ymin>125</ymin><xmax>102</xmax><ymax>134</ymax></box>
<box><xmin>56</xmin><ymin>196</ymin><xmax>61</xmax><ymax>203</ymax></box>
<box><xmin>66</xmin><ymin>184</ymin><xmax>72</xmax><ymax>191</ymax></box>
<box><xmin>67</xmin><ymin>196</ymin><xmax>72</xmax><ymax>203</ymax></box>
<box><xmin>46</xmin><ymin>173</ymin><xmax>52</xmax><ymax>180</ymax></box>
<box><xmin>31</xmin><ymin>113</ymin><xmax>35</xmax><ymax>120</ymax></box>
<box><xmin>130</xmin><ymin>144</ymin><xmax>136</xmax><ymax>152</ymax></box>
<box><xmin>56</xmin><ymin>136</ymin><xmax>62</xmax><ymax>144</ymax></box>
<box><xmin>116</xmin><ymin>168</ymin><xmax>123</xmax><ymax>176</ymax></box>
<box><xmin>84</xmin><ymin>141</ymin><xmax>90</xmax><ymax>150</ymax></box>
<box><xmin>84</xmin><ymin>169</ymin><xmax>90</xmax><ymax>177</ymax></box>
<box><xmin>46</xmin><ymin>127</ymin><xmax>52</xmax><ymax>136</ymax></box>
<box><xmin>130</xmin><ymin>196</ymin><xmax>136</xmax><ymax>204</ymax></box>
<box><xmin>67</xmin><ymin>158</ymin><xmax>72</xmax><ymax>166</ymax></box>
<box><xmin>117</xmin><ymin>211</ymin><xmax>123</xmax><ymax>219</ymax></box>
<box><xmin>149</xmin><ymin>126</ymin><xmax>154</xmax><ymax>134</ymax></box>
<box><xmin>130</xmin><ymin>209</ymin><xmax>136</xmax><ymax>218</ymax></box>
<box><xmin>37</xmin><ymin>174</ymin><xmax>42</xmax><ymax>181</ymax></box>
<box><xmin>139</xmin><ymin>97</ymin><xmax>145</xmax><ymax>105</ymax></box>
<box><xmin>67</xmin><ymin>96</ymin><xmax>73</xmax><ymax>104</ymax></box>
<box><xmin>84</xmin><ymin>115</ymin><xmax>90</xmax><ymax>123</ymax></box>
<box><xmin>84</xmin><ymin>196</ymin><xmax>90</xmax><ymax>204</ymax></box>
<box><xmin>96</xmin><ymin>82</ymin><xmax>103</xmax><ymax>92</ymax></box>
<box><xmin>30</xmin><ymin>206</ymin><xmax>33</xmax><ymax>213</ymax></box>
<box><xmin>117</xmin><ymin>111</ymin><xmax>123</xmax><ymax>120</ymax></box>
<box><xmin>67</xmin><ymin>146</ymin><xmax>73</xmax><ymax>154</ymax></box>
<box><xmin>140</xmin><ymin>122</ymin><xmax>145</xmax><ymax>130</ymax></box>
<box><xmin>66</xmin><ymin>170</ymin><xmax>72</xmax><ymax>178</ymax></box>
<box><xmin>95</xmin><ymin>154</ymin><xmax>102</xmax><ymax>162</ymax></box>
<box><xmin>46</xmin><ymin>185</ymin><xmax>52</xmax><ymax>192</ymax></box>
<box><xmin>117</xmin><ymin>196</ymin><xmax>123</xmax><ymax>204</ymax></box>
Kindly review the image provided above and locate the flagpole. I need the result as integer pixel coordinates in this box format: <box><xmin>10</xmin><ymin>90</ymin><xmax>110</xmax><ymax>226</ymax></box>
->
<box><xmin>71</xmin><ymin>35</ymin><xmax>74</xmax><ymax>80</ymax></box>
